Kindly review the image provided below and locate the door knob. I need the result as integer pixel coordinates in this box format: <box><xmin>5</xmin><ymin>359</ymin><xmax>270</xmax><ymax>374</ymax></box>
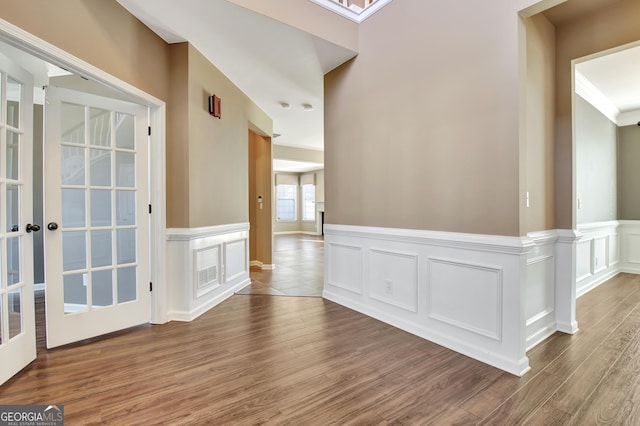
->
<box><xmin>47</xmin><ymin>222</ymin><xmax>59</xmax><ymax>231</ymax></box>
<box><xmin>26</xmin><ymin>223</ymin><xmax>41</xmax><ymax>233</ymax></box>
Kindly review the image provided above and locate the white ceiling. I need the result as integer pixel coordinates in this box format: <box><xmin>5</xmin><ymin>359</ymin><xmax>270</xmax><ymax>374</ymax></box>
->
<box><xmin>273</xmin><ymin>159</ymin><xmax>324</xmax><ymax>173</ymax></box>
<box><xmin>576</xmin><ymin>44</ymin><xmax>640</xmax><ymax>127</ymax></box>
<box><xmin>116</xmin><ymin>0</ymin><xmax>356</xmax><ymax>155</ymax></box>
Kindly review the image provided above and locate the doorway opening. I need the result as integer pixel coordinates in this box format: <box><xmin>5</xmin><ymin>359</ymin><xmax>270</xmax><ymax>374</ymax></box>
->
<box><xmin>0</xmin><ymin>19</ymin><xmax>166</xmax><ymax>385</ymax></box>
<box><xmin>572</xmin><ymin>40</ymin><xmax>640</xmax><ymax>300</ymax></box>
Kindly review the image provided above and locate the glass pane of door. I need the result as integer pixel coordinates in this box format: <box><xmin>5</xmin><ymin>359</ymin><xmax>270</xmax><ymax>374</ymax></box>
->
<box><xmin>0</xmin><ymin>60</ymin><xmax>36</xmax><ymax>386</ymax></box>
<box><xmin>59</xmin><ymin>102</ymin><xmax>140</xmax><ymax>315</ymax></box>
<box><xmin>44</xmin><ymin>87</ymin><xmax>149</xmax><ymax>349</ymax></box>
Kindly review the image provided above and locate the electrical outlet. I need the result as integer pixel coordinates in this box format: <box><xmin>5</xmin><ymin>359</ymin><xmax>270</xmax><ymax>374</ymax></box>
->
<box><xmin>385</xmin><ymin>279</ymin><xmax>393</xmax><ymax>295</ymax></box>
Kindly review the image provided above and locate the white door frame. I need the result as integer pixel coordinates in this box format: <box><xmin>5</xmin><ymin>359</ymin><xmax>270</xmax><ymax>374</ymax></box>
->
<box><xmin>0</xmin><ymin>18</ymin><xmax>169</xmax><ymax>325</ymax></box>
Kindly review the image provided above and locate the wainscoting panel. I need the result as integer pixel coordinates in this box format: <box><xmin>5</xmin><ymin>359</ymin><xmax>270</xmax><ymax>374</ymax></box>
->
<box><xmin>609</xmin><ymin>233</ymin><xmax>620</xmax><ymax>267</ymax></box>
<box><xmin>619</xmin><ymin>221</ymin><xmax>640</xmax><ymax>274</ymax></box>
<box><xmin>428</xmin><ymin>258</ymin><xmax>503</xmax><ymax>340</ymax></box>
<box><xmin>224</xmin><ymin>239</ymin><xmax>248</xmax><ymax>283</ymax></box>
<box><xmin>526</xmin><ymin>256</ymin><xmax>554</xmax><ymax>321</ymax></box>
<box><xmin>525</xmin><ymin>231</ymin><xmax>558</xmax><ymax>349</ymax></box>
<box><xmin>324</xmin><ymin>224</ymin><xmax>533</xmax><ymax>376</ymax></box>
<box><xmin>576</xmin><ymin>221</ymin><xmax>620</xmax><ymax>297</ymax></box>
<box><xmin>626</xmin><ymin>234</ymin><xmax>640</xmax><ymax>265</ymax></box>
<box><xmin>369</xmin><ymin>249</ymin><xmax>419</xmax><ymax>313</ymax></box>
<box><xmin>166</xmin><ymin>223</ymin><xmax>251</xmax><ymax>321</ymax></box>
<box><xmin>593</xmin><ymin>237</ymin><xmax>607</xmax><ymax>275</ymax></box>
<box><xmin>327</xmin><ymin>243</ymin><xmax>363</xmax><ymax>295</ymax></box>
<box><xmin>576</xmin><ymin>240</ymin><xmax>593</xmax><ymax>283</ymax></box>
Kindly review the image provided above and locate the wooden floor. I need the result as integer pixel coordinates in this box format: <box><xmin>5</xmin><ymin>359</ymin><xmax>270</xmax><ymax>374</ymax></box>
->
<box><xmin>1</xmin><ymin>273</ymin><xmax>639</xmax><ymax>424</ymax></box>
<box><xmin>239</xmin><ymin>234</ymin><xmax>324</xmax><ymax>297</ymax></box>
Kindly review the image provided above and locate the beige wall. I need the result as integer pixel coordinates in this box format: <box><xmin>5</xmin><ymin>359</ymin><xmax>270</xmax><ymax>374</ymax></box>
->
<box><xmin>167</xmin><ymin>44</ymin><xmax>190</xmax><ymax>227</ymax></box>
<box><xmin>553</xmin><ymin>0</ymin><xmax>640</xmax><ymax>228</ymax></box>
<box><xmin>186</xmin><ymin>44</ymin><xmax>271</xmax><ymax>227</ymax></box>
<box><xmin>325</xmin><ymin>0</ymin><xmax>522</xmax><ymax>236</ymax></box>
<box><xmin>316</xmin><ymin>169</ymin><xmax>325</xmax><ymax>203</ymax></box>
<box><xmin>273</xmin><ymin>145</ymin><xmax>324</xmax><ymax>164</ymax></box>
<box><xmin>618</xmin><ymin>125</ymin><xmax>640</xmax><ymax>220</ymax></box>
<box><xmin>522</xmin><ymin>13</ymin><xmax>556</xmax><ymax>233</ymax></box>
<box><xmin>0</xmin><ymin>0</ymin><xmax>169</xmax><ymax>102</ymax></box>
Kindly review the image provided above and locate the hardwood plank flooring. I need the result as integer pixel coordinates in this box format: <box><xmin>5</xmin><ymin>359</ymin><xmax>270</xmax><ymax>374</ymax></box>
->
<box><xmin>1</xmin><ymin>273</ymin><xmax>639</xmax><ymax>424</ymax></box>
<box><xmin>239</xmin><ymin>234</ymin><xmax>324</xmax><ymax>297</ymax></box>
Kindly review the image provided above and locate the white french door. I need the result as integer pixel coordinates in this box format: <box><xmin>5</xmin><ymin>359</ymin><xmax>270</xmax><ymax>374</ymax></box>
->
<box><xmin>44</xmin><ymin>87</ymin><xmax>150</xmax><ymax>349</ymax></box>
<box><xmin>0</xmin><ymin>57</ymin><xmax>35</xmax><ymax>385</ymax></box>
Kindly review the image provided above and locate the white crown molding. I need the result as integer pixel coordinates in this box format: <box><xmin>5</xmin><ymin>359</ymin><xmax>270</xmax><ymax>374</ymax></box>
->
<box><xmin>574</xmin><ymin>72</ymin><xmax>640</xmax><ymax>126</ymax></box>
<box><xmin>307</xmin><ymin>0</ymin><xmax>393</xmax><ymax>23</ymax></box>
<box><xmin>616</xmin><ymin>109</ymin><xmax>640</xmax><ymax>127</ymax></box>
<box><xmin>575</xmin><ymin>71</ymin><xmax>619</xmax><ymax>124</ymax></box>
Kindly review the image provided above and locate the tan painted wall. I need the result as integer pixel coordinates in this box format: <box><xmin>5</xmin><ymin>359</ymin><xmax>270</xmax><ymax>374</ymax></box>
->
<box><xmin>249</xmin><ymin>130</ymin><xmax>273</xmax><ymax>264</ymax></box>
<box><xmin>316</xmin><ymin>170</ymin><xmax>325</xmax><ymax>203</ymax></box>
<box><xmin>186</xmin><ymin>44</ymin><xmax>272</xmax><ymax>227</ymax></box>
<box><xmin>325</xmin><ymin>0</ymin><xmax>522</xmax><ymax>236</ymax></box>
<box><xmin>273</xmin><ymin>145</ymin><xmax>324</xmax><ymax>164</ymax></box>
<box><xmin>0</xmin><ymin>0</ymin><xmax>169</xmax><ymax>102</ymax></box>
<box><xmin>618</xmin><ymin>125</ymin><xmax>640</xmax><ymax>220</ymax></box>
<box><xmin>226</xmin><ymin>0</ymin><xmax>358</xmax><ymax>52</ymax></box>
<box><xmin>167</xmin><ymin>43</ymin><xmax>190</xmax><ymax>227</ymax></box>
<box><xmin>523</xmin><ymin>13</ymin><xmax>556</xmax><ymax>233</ymax></box>
<box><xmin>553</xmin><ymin>0</ymin><xmax>640</xmax><ymax>228</ymax></box>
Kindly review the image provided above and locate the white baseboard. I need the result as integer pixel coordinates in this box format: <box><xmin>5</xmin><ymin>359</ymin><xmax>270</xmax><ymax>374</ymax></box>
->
<box><xmin>168</xmin><ymin>278</ymin><xmax>250</xmax><ymax>322</ymax></box>
<box><xmin>250</xmin><ymin>260</ymin><xmax>276</xmax><ymax>270</ymax></box>
<box><xmin>577</xmin><ymin>267</ymin><xmax>619</xmax><ymax>298</ymax></box>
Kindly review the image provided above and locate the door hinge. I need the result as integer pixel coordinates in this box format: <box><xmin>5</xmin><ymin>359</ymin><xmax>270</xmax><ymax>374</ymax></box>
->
<box><xmin>150</xmin><ymin>282</ymin><xmax>153</xmax><ymax>292</ymax></box>
<box><xmin>148</xmin><ymin>126</ymin><xmax>151</xmax><ymax>136</ymax></box>
<box><xmin>149</xmin><ymin>204</ymin><xmax>152</xmax><ymax>214</ymax></box>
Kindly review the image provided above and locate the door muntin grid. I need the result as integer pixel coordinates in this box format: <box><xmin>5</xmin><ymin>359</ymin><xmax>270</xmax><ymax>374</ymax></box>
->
<box><xmin>60</xmin><ymin>103</ymin><xmax>139</xmax><ymax>314</ymax></box>
<box><xmin>0</xmin><ymin>72</ymin><xmax>25</xmax><ymax>343</ymax></box>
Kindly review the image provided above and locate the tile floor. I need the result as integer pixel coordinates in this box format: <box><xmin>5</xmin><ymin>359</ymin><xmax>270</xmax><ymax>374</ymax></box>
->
<box><xmin>237</xmin><ymin>233</ymin><xmax>324</xmax><ymax>297</ymax></box>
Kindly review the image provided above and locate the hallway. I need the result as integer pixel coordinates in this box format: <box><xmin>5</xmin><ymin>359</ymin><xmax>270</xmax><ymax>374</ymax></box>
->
<box><xmin>3</xmin><ymin>273</ymin><xmax>640</xmax><ymax>423</ymax></box>
<box><xmin>239</xmin><ymin>234</ymin><xmax>324</xmax><ymax>297</ymax></box>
